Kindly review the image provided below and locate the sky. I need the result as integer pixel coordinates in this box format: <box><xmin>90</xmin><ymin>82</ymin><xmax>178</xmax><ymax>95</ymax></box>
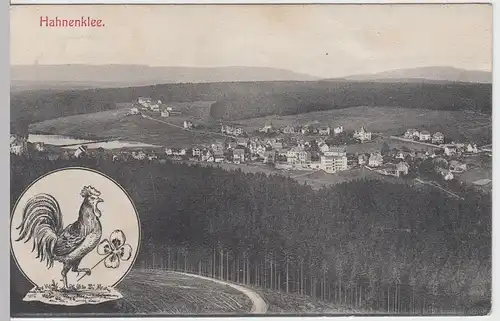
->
<box><xmin>10</xmin><ymin>4</ymin><xmax>492</xmax><ymax>78</ymax></box>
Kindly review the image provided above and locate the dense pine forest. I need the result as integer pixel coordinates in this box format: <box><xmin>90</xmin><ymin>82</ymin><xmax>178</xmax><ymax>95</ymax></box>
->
<box><xmin>10</xmin><ymin>156</ymin><xmax>491</xmax><ymax>314</ymax></box>
<box><xmin>11</xmin><ymin>81</ymin><xmax>491</xmax><ymax>124</ymax></box>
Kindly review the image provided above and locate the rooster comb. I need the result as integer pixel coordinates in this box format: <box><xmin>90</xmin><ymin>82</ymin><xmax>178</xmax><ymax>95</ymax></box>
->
<box><xmin>81</xmin><ymin>186</ymin><xmax>101</xmax><ymax>198</ymax></box>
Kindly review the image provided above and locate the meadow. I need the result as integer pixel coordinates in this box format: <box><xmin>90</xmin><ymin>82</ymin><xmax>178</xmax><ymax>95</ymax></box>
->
<box><xmin>28</xmin><ymin>101</ymin><xmax>219</xmax><ymax>148</ymax></box>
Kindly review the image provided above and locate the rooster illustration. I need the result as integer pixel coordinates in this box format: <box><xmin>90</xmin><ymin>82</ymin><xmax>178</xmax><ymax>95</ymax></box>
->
<box><xmin>15</xmin><ymin>186</ymin><xmax>104</xmax><ymax>288</ymax></box>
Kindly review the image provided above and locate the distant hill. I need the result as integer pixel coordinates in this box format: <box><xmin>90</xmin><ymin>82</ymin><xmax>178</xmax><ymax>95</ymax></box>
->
<box><xmin>329</xmin><ymin>66</ymin><xmax>492</xmax><ymax>84</ymax></box>
<box><xmin>10</xmin><ymin>80</ymin><xmax>492</xmax><ymax>127</ymax></box>
<box><xmin>10</xmin><ymin>65</ymin><xmax>319</xmax><ymax>91</ymax></box>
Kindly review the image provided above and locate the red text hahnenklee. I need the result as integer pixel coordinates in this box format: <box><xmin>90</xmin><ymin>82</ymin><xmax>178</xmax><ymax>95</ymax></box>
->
<box><xmin>40</xmin><ymin>16</ymin><xmax>105</xmax><ymax>28</ymax></box>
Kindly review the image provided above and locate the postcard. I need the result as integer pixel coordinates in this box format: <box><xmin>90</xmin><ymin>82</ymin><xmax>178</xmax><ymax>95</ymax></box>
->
<box><xmin>9</xmin><ymin>3</ymin><xmax>492</xmax><ymax>317</ymax></box>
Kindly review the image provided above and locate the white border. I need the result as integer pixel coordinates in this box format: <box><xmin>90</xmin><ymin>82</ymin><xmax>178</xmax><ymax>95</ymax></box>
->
<box><xmin>7</xmin><ymin>1</ymin><xmax>497</xmax><ymax>321</ymax></box>
<box><xmin>8</xmin><ymin>0</ymin><xmax>496</xmax><ymax>4</ymax></box>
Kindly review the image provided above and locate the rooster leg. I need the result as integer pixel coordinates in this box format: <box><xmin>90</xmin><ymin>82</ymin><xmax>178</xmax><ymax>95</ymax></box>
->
<box><xmin>73</xmin><ymin>267</ymin><xmax>92</xmax><ymax>276</ymax></box>
<box><xmin>72</xmin><ymin>261</ymin><xmax>92</xmax><ymax>277</ymax></box>
<box><xmin>61</xmin><ymin>264</ymin><xmax>71</xmax><ymax>289</ymax></box>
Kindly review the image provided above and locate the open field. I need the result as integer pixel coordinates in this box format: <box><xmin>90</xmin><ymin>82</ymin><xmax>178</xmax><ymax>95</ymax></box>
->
<box><xmin>29</xmin><ymin>102</ymin><xmax>219</xmax><ymax>148</ymax></box>
<box><xmin>11</xmin><ymin>269</ymin><xmax>254</xmax><ymax>316</ymax></box>
<box><xmin>455</xmin><ymin>154</ymin><xmax>492</xmax><ymax>193</ymax></box>
<box><xmin>238</xmin><ymin>106</ymin><xmax>492</xmax><ymax>145</ymax></box>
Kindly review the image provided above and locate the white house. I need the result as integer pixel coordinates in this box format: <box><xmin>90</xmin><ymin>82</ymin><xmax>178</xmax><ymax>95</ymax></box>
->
<box><xmin>419</xmin><ymin>131</ymin><xmax>431</xmax><ymax>141</ymax></box>
<box><xmin>184</xmin><ymin>121</ymin><xmax>193</xmax><ymax>129</ymax></box>
<box><xmin>368</xmin><ymin>153</ymin><xmax>383</xmax><ymax>167</ymax></box>
<box><xmin>10</xmin><ymin>144</ymin><xmax>24</xmax><ymax>155</ymax></box>
<box><xmin>161</xmin><ymin>110</ymin><xmax>170</xmax><ymax>117</ymax></box>
<box><xmin>201</xmin><ymin>150</ymin><xmax>214</xmax><ymax>162</ymax></box>
<box><xmin>282</xmin><ymin>126</ymin><xmax>296</xmax><ymax>134</ymax></box>
<box><xmin>214</xmin><ymin>151</ymin><xmax>225</xmax><ymax>163</ymax></box>
<box><xmin>259</xmin><ymin>124</ymin><xmax>273</xmax><ymax>133</ymax></box>
<box><xmin>324</xmin><ymin>147</ymin><xmax>347</xmax><ymax>157</ymax></box>
<box><xmin>333</xmin><ymin>155</ymin><xmax>348</xmax><ymax>171</ymax></box>
<box><xmin>74</xmin><ymin>145</ymin><xmax>88</xmax><ymax>158</ymax></box>
<box><xmin>10</xmin><ymin>134</ymin><xmax>27</xmax><ymax>156</ymax></box>
<box><xmin>34</xmin><ymin>142</ymin><xmax>45</xmax><ymax>152</ymax></box>
<box><xmin>318</xmin><ymin>127</ymin><xmax>331</xmax><ymax>136</ymax></box>
<box><xmin>449</xmin><ymin>160</ymin><xmax>467</xmax><ymax>173</ymax></box>
<box><xmin>130</xmin><ymin>107</ymin><xmax>140</xmax><ymax>115</ymax></box>
<box><xmin>437</xmin><ymin>168</ymin><xmax>454</xmax><ymax>181</ymax></box>
<box><xmin>334</xmin><ymin>126</ymin><xmax>344</xmax><ymax>134</ymax></box>
<box><xmin>298</xmin><ymin>151</ymin><xmax>311</xmax><ymax>163</ymax></box>
<box><xmin>432</xmin><ymin>132</ymin><xmax>445</xmax><ymax>144</ymax></box>
<box><xmin>319</xmin><ymin>143</ymin><xmax>330</xmax><ymax>154</ymax></box>
<box><xmin>174</xmin><ymin>148</ymin><xmax>187</xmax><ymax>156</ymax></box>
<box><xmin>320</xmin><ymin>156</ymin><xmax>334</xmax><ymax>173</ymax></box>
<box><xmin>222</xmin><ymin>125</ymin><xmax>244</xmax><ymax>136</ymax></box>
<box><xmin>353</xmin><ymin>126</ymin><xmax>372</xmax><ymax>142</ymax></box>
<box><xmin>358</xmin><ymin>154</ymin><xmax>369</xmax><ymax>165</ymax></box>
<box><xmin>138</xmin><ymin>97</ymin><xmax>152</xmax><ymax>106</ymax></box>
<box><xmin>320</xmin><ymin>155</ymin><xmax>347</xmax><ymax>173</ymax></box>
<box><xmin>404</xmin><ymin>129</ymin><xmax>420</xmax><ymax>139</ymax></box>
<box><xmin>467</xmin><ymin>144</ymin><xmax>479</xmax><ymax>154</ymax></box>
<box><xmin>286</xmin><ymin>147</ymin><xmax>302</xmax><ymax>164</ymax></box>
<box><xmin>396</xmin><ymin>162</ymin><xmax>409</xmax><ymax>176</ymax></box>
<box><xmin>233</xmin><ymin>149</ymin><xmax>245</xmax><ymax>164</ymax></box>
<box><xmin>132</xmin><ymin>150</ymin><xmax>146</xmax><ymax>160</ymax></box>
<box><xmin>444</xmin><ymin>145</ymin><xmax>458</xmax><ymax>156</ymax></box>
<box><xmin>263</xmin><ymin>150</ymin><xmax>276</xmax><ymax>164</ymax></box>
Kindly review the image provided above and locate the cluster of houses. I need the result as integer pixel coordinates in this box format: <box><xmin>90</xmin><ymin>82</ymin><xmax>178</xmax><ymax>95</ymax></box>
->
<box><xmin>137</xmin><ymin>97</ymin><xmax>162</xmax><ymax>111</ymax></box>
<box><xmin>358</xmin><ymin>151</ymin><xmax>409</xmax><ymax>178</ymax></box>
<box><xmin>277</xmin><ymin>124</ymin><xmax>345</xmax><ymax>136</ymax></box>
<box><xmin>404</xmin><ymin>128</ymin><xmax>445</xmax><ymax>144</ymax></box>
<box><xmin>221</xmin><ymin>125</ymin><xmax>244</xmax><ymax>137</ymax></box>
<box><xmin>222</xmin><ymin>122</ymin><xmax>373</xmax><ymax>144</ymax></box>
<box><xmin>133</xmin><ymin>97</ymin><xmax>181</xmax><ymax>118</ymax></box>
<box><xmin>10</xmin><ymin>134</ymin><xmax>28</xmax><ymax>155</ymax></box>
<box><xmin>260</xmin><ymin>123</ymin><xmax>372</xmax><ymax>143</ymax></box>
<box><xmin>161</xmin><ymin>136</ymin><xmax>352</xmax><ymax>174</ymax></box>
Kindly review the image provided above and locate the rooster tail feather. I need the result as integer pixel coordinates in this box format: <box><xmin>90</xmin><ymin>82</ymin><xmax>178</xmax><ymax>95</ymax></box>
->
<box><xmin>15</xmin><ymin>194</ymin><xmax>63</xmax><ymax>268</ymax></box>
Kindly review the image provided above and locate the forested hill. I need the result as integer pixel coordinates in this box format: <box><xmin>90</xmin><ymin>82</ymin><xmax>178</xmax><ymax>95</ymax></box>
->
<box><xmin>10</xmin><ymin>80</ymin><xmax>491</xmax><ymax>125</ymax></box>
<box><xmin>11</xmin><ymin>157</ymin><xmax>492</xmax><ymax>313</ymax></box>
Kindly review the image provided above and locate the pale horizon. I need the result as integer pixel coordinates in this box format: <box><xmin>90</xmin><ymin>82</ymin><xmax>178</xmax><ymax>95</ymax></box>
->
<box><xmin>10</xmin><ymin>4</ymin><xmax>492</xmax><ymax>79</ymax></box>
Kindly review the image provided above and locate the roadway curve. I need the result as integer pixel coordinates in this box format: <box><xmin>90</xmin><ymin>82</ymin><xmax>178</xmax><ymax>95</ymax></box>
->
<box><xmin>173</xmin><ymin>271</ymin><xmax>268</xmax><ymax>313</ymax></box>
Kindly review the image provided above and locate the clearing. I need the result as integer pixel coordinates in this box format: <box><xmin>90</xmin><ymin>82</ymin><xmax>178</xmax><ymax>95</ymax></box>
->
<box><xmin>28</xmin><ymin>101</ymin><xmax>219</xmax><ymax>148</ymax></box>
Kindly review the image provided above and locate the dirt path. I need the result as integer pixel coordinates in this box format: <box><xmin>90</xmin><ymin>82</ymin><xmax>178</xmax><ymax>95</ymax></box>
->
<box><xmin>173</xmin><ymin>272</ymin><xmax>268</xmax><ymax>313</ymax></box>
<box><xmin>143</xmin><ymin>115</ymin><xmax>234</xmax><ymax>139</ymax></box>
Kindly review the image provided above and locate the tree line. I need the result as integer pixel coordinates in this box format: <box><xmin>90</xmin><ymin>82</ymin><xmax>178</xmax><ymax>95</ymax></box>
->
<box><xmin>10</xmin><ymin>156</ymin><xmax>491</xmax><ymax>314</ymax></box>
<box><xmin>11</xmin><ymin>81</ymin><xmax>491</xmax><ymax>125</ymax></box>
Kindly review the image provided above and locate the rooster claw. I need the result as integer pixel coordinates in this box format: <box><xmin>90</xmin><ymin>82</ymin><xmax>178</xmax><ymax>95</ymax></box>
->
<box><xmin>76</xmin><ymin>268</ymin><xmax>92</xmax><ymax>278</ymax></box>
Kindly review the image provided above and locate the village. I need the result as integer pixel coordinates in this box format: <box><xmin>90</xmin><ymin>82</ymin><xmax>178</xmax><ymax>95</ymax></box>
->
<box><xmin>10</xmin><ymin>97</ymin><xmax>492</xmax><ymax>192</ymax></box>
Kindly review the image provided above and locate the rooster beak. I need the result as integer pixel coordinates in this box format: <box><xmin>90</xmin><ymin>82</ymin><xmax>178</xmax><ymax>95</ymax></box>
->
<box><xmin>98</xmin><ymin>197</ymin><xmax>104</xmax><ymax>203</ymax></box>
